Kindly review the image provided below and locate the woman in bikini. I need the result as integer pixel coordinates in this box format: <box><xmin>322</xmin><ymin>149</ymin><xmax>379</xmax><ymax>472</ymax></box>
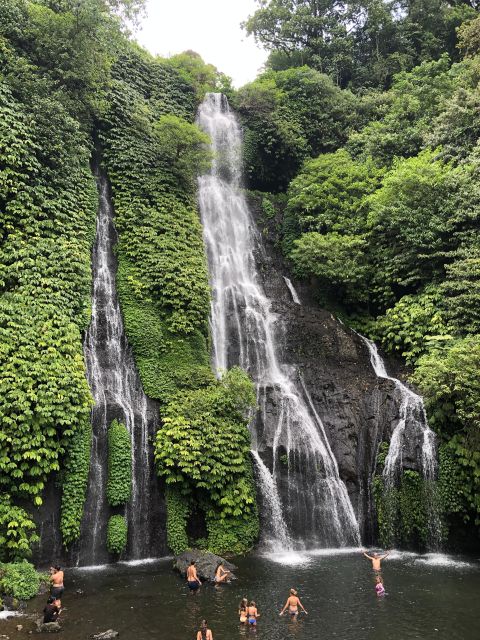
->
<box><xmin>247</xmin><ymin>601</ymin><xmax>260</xmax><ymax>626</ymax></box>
<box><xmin>196</xmin><ymin>619</ymin><xmax>213</xmax><ymax>640</ymax></box>
<box><xmin>280</xmin><ymin>588</ymin><xmax>308</xmax><ymax>617</ymax></box>
<box><xmin>238</xmin><ymin>597</ymin><xmax>248</xmax><ymax>623</ymax></box>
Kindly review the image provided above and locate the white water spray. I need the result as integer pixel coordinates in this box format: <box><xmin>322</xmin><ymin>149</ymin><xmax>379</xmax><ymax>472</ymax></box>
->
<box><xmin>197</xmin><ymin>94</ymin><xmax>359</xmax><ymax>550</ymax></box>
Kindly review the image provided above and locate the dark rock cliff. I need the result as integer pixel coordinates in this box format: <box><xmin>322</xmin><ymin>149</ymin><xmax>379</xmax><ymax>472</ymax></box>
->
<box><xmin>246</xmin><ymin>192</ymin><xmax>423</xmax><ymax>544</ymax></box>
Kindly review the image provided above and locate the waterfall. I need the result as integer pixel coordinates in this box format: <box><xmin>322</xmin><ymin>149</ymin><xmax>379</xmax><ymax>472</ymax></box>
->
<box><xmin>359</xmin><ymin>336</ymin><xmax>437</xmax><ymax>484</ymax></box>
<box><xmin>78</xmin><ymin>166</ymin><xmax>161</xmax><ymax>565</ymax></box>
<box><xmin>197</xmin><ymin>93</ymin><xmax>360</xmax><ymax>550</ymax></box>
<box><xmin>283</xmin><ymin>277</ymin><xmax>301</xmax><ymax>304</ymax></box>
<box><xmin>358</xmin><ymin>334</ymin><xmax>441</xmax><ymax>548</ymax></box>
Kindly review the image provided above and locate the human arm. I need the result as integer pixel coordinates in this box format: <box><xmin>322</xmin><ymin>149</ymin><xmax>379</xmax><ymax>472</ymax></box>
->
<box><xmin>280</xmin><ymin>599</ymin><xmax>289</xmax><ymax>615</ymax></box>
<box><xmin>298</xmin><ymin>598</ymin><xmax>308</xmax><ymax>614</ymax></box>
<box><xmin>363</xmin><ymin>552</ymin><xmax>373</xmax><ymax>560</ymax></box>
<box><xmin>381</xmin><ymin>551</ymin><xmax>391</xmax><ymax>559</ymax></box>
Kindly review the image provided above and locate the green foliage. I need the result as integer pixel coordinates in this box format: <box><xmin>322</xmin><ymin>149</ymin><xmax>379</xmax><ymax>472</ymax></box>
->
<box><xmin>291</xmin><ymin>232</ymin><xmax>368</xmax><ymax>304</ymax></box>
<box><xmin>60</xmin><ymin>419</ymin><xmax>92</xmax><ymax>546</ymax></box>
<box><xmin>154</xmin><ymin>114</ymin><xmax>212</xmax><ymax>188</ymax></box>
<box><xmin>165</xmin><ymin>486</ymin><xmax>190</xmax><ymax>555</ymax></box>
<box><xmin>107</xmin><ymin>515</ymin><xmax>128</xmax><ymax>555</ymax></box>
<box><xmin>286</xmin><ymin>150</ymin><xmax>384</xmax><ymax>236</ymax></box>
<box><xmin>0</xmin><ymin>560</ymin><xmax>40</xmax><ymax>600</ymax></box>
<box><xmin>156</xmin><ymin>368</ymin><xmax>259</xmax><ymax>553</ymax></box>
<box><xmin>165</xmin><ymin>50</ymin><xmax>233</xmax><ymax>102</ymax></box>
<box><xmin>438</xmin><ymin>442</ymin><xmax>472</xmax><ymax>521</ymax></box>
<box><xmin>107</xmin><ymin>420</ymin><xmax>132</xmax><ymax>507</ymax></box>
<box><xmin>243</xmin><ymin>0</ymin><xmax>476</xmax><ymax>89</ymax></box>
<box><xmin>441</xmin><ymin>248</ymin><xmax>480</xmax><ymax>335</ymax></box>
<box><xmin>236</xmin><ymin>66</ymin><xmax>355</xmax><ymax>191</ymax></box>
<box><xmin>0</xmin><ymin>497</ymin><xmax>39</xmax><ymax>562</ymax></box>
<box><xmin>367</xmin><ymin>150</ymin><xmax>455</xmax><ymax>308</ymax></box>
<box><xmin>0</xmin><ymin>19</ymin><xmax>96</xmax><ymax>549</ymax></box>
<box><xmin>373</xmin><ymin>287</ymin><xmax>452</xmax><ymax>364</ymax></box>
<box><xmin>373</xmin><ymin>471</ymin><xmax>435</xmax><ymax>548</ymax></box>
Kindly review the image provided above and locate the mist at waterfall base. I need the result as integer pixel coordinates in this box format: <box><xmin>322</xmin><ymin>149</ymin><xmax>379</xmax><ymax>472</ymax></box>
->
<box><xmin>197</xmin><ymin>93</ymin><xmax>360</xmax><ymax>551</ymax></box>
<box><xmin>4</xmin><ymin>553</ymin><xmax>479</xmax><ymax>640</ymax></box>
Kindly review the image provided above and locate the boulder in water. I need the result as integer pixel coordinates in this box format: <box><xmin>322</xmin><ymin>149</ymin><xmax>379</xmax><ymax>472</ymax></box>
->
<box><xmin>173</xmin><ymin>550</ymin><xmax>236</xmax><ymax>582</ymax></box>
<box><xmin>35</xmin><ymin>621</ymin><xmax>61</xmax><ymax>633</ymax></box>
<box><xmin>91</xmin><ymin>631</ymin><xmax>119</xmax><ymax>639</ymax></box>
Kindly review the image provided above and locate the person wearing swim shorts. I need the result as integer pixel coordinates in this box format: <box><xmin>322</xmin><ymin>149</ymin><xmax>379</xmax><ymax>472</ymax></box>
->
<box><xmin>186</xmin><ymin>560</ymin><xmax>202</xmax><ymax>591</ymax></box>
<box><xmin>49</xmin><ymin>565</ymin><xmax>64</xmax><ymax>606</ymax></box>
<box><xmin>280</xmin><ymin>588</ymin><xmax>308</xmax><ymax>617</ymax></box>
<box><xmin>247</xmin><ymin>601</ymin><xmax>260</xmax><ymax>626</ymax></box>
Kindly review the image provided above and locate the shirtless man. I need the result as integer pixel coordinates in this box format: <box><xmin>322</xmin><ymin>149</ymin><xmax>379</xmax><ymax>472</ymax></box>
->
<box><xmin>50</xmin><ymin>565</ymin><xmax>64</xmax><ymax>605</ymax></box>
<box><xmin>363</xmin><ymin>549</ymin><xmax>390</xmax><ymax>572</ymax></box>
<box><xmin>186</xmin><ymin>560</ymin><xmax>202</xmax><ymax>592</ymax></box>
<box><xmin>280</xmin><ymin>588</ymin><xmax>308</xmax><ymax>617</ymax></box>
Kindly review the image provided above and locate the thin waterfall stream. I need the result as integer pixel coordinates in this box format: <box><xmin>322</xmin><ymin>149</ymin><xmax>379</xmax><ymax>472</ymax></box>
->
<box><xmin>78</xmin><ymin>166</ymin><xmax>161</xmax><ymax>565</ymax></box>
<box><xmin>197</xmin><ymin>93</ymin><xmax>360</xmax><ymax>550</ymax></box>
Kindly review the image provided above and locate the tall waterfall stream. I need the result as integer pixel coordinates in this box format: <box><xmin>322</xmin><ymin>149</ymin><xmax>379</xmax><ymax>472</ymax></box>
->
<box><xmin>197</xmin><ymin>94</ymin><xmax>360</xmax><ymax>550</ymax></box>
<box><xmin>78</xmin><ymin>167</ymin><xmax>161</xmax><ymax>565</ymax></box>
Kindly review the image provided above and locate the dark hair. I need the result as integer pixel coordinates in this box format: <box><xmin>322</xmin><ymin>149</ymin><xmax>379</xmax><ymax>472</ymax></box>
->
<box><xmin>249</xmin><ymin>601</ymin><xmax>256</xmax><ymax>606</ymax></box>
<box><xmin>190</xmin><ymin>560</ymin><xmax>196</xmax><ymax>565</ymax></box>
<box><xmin>47</xmin><ymin>596</ymin><xmax>55</xmax><ymax>604</ymax></box>
<box><xmin>239</xmin><ymin>597</ymin><xmax>247</xmax><ymax>610</ymax></box>
<box><xmin>54</xmin><ymin>565</ymin><xmax>61</xmax><ymax>571</ymax></box>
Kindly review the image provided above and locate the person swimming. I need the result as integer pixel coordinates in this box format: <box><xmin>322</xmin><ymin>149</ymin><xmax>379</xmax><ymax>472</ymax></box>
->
<box><xmin>247</xmin><ymin>601</ymin><xmax>260</xmax><ymax>626</ymax></box>
<box><xmin>280</xmin><ymin>588</ymin><xmax>308</xmax><ymax>617</ymax></box>
<box><xmin>363</xmin><ymin>549</ymin><xmax>390</xmax><ymax>572</ymax></box>
<box><xmin>375</xmin><ymin>575</ymin><xmax>386</xmax><ymax>597</ymax></box>
<box><xmin>238</xmin><ymin>598</ymin><xmax>248</xmax><ymax>623</ymax></box>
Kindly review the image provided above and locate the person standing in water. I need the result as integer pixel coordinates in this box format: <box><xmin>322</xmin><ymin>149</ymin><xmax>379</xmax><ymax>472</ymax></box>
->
<box><xmin>247</xmin><ymin>601</ymin><xmax>260</xmax><ymax>626</ymax></box>
<box><xmin>363</xmin><ymin>550</ymin><xmax>390</xmax><ymax>572</ymax></box>
<box><xmin>49</xmin><ymin>565</ymin><xmax>64</xmax><ymax>606</ymax></box>
<box><xmin>238</xmin><ymin>597</ymin><xmax>248</xmax><ymax>623</ymax></box>
<box><xmin>196</xmin><ymin>619</ymin><xmax>213</xmax><ymax>640</ymax></box>
<box><xmin>187</xmin><ymin>560</ymin><xmax>202</xmax><ymax>592</ymax></box>
<box><xmin>375</xmin><ymin>575</ymin><xmax>386</xmax><ymax>597</ymax></box>
<box><xmin>280</xmin><ymin>588</ymin><xmax>308</xmax><ymax>617</ymax></box>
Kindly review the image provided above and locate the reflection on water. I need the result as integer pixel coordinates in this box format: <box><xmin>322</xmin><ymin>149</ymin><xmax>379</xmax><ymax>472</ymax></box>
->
<box><xmin>1</xmin><ymin>552</ymin><xmax>478</xmax><ymax>640</ymax></box>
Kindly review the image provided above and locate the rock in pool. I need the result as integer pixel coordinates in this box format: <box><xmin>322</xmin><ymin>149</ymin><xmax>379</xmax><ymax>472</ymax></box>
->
<box><xmin>35</xmin><ymin>621</ymin><xmax>61</xmax><ymax>633</ymax></box>
<box><xmin>173</xmin><ymin>550</ymin><xmax>237</xmax><ymax>582</ymax></box>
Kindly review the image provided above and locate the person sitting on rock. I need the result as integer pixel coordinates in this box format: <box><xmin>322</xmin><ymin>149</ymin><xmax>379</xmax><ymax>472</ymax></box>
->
<box><xmin>196</xmin><ymin>619</ymin><xmax>213</xmax><ymax>640</ymax></box>
<box><xmin>43</xmin><ymin>596</ymin><xmax>60</xmax><ymax>623</ymax></box>
<box><xmin>214</xmin><ymin>562</ymin><xmax>231</xmax><ymax>584</ymax></box>
<box><xmin>187</xmin><ymin>560</ymin><xmax>202</xmax><ymax>591</ymax></box>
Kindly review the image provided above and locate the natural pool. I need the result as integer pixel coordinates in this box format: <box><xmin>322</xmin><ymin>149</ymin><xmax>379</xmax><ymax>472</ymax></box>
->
<box><xmin>1</xmin><ymin>549</ymin><xmax>479</xmax><ymax>639</ymax></box>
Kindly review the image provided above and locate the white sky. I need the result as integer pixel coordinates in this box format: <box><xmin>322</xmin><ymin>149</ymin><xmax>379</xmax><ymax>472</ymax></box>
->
<box><xmin>134</xmin><ymin>0</ymin><xmax>269</xmax><ymax>87</ymax></box>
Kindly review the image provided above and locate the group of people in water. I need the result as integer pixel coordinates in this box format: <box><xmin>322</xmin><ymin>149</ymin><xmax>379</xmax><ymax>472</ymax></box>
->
<box><xmin>191</xmin><ymin>549</ymin><xmax>390</xmax><ymax>638</ymax></box>
<box><xmin>42</xmin><ymin>565</ymin><xmax>64</xmax><ymax>624</ymax></box>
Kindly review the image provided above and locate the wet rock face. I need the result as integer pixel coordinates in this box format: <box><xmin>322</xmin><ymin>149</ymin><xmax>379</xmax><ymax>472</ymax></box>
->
<box><xmin>247</xmin><ymin>195</ymin><xmax>421</xmax><ymax>544</ymax></box>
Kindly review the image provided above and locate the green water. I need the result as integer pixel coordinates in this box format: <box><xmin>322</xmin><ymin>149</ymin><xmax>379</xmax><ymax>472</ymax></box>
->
<box><xmin>1</xmin><ymin>549</ymin><xmax>479</xmax><ymax>639</ymax></box>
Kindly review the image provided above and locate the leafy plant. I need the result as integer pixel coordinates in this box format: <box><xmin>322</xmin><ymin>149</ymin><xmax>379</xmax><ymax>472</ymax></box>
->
<box><xmin>107</xmin><ymin>515</ymin><xmax>128</xmax><ymax>555</ymax></box>
<box><xmin>0</xmin><ymin>497</ymin><xmax>39</xmax><ymax>562</ymax></box>
<box><xmin>0</xmin><ymin>560</ymin><xmax>41</xmax><ymax>600</ymax></box>
<box><xmin>107</xmin><ymin>420</ymin><xmax>132</xmax><ymax>507</ymax></box>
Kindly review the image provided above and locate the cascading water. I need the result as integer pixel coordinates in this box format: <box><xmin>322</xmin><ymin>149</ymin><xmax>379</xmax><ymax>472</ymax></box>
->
<box><xmin>358</xmin><ymin>334</ymin><xmax>441</xmax><ymax>547</ymax></box>
<box><xmin>78</xmin><ymin>166</ymin><xmax>162</xmax><ymax>565</ymax></box>
<box><xmin>359</xmin><ymin>336</ymin><xmax>437</xmax><ymax>484</ymax></box>
<box><xmin>197</xmin><ymin>93</ymin><xmax>360</xmax><ymax>550</ymax></box>
<box><xmin>283</xmin><ymin>277</ymin><xmax>301</xmax><ymax>305</ymax></box>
